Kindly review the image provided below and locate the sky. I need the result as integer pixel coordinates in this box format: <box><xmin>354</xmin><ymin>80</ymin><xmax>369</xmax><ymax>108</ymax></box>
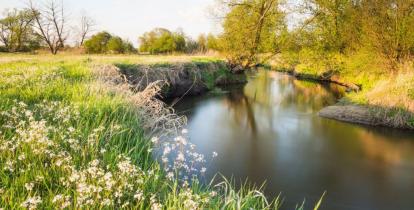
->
<box><xmin>0</xmin><ymin>0</ymin><xmax>218</xmax><ymax>45</ymax></box>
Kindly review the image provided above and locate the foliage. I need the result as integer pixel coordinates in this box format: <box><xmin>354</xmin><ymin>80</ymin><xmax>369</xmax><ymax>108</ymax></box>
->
<box><xmin>206</xmin><ymin>33</ymin><xmax>220</xmax><ymax>51</ymax></box>
<box><xmin>107</xmin><ymin>36</ymin><xmax>125</xmax><ymax>53</ymax></box>
<box><xmin>84</xmin><ymin>31</ymin><xmax>136</xmax><ymax>54</ymax></box>
<box><xmin>0</xmin><ymin>9</ymin><xmax>40</xmax><ymax>52</ymax></box>
<box><xmin>217</xmin><ymin>0</ymin><xmax>286</xmax><ymax>67</ymax></box>
<box><xmin>139</xmin><ymin>28</ymin><xmax>186</xmax><ymax>54</ymax></box>
<box><xmin>292</xmin><ymin>0</ymin><xmax>414</xmax><ymax>69</ymax></box>
<box><xmin>84</xmin><ymin>31</ymin><xmax>111</xmax><ymax>53</ymax></box>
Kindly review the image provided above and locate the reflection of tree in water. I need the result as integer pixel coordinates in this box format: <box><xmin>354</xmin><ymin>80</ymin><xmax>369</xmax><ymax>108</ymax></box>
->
<box><xmin>356</xmin><ymin>129</ymin><xmax>414</xmax><ymax>166</ymax></box>
<box><xmin>244</xmin><ymin>71</ymin><xmax>345</xmax><ymax>112</ymax></box>
<box><xmin>220</xmin><ymin>70</ymin><xmax>346</xmax><ymax>136</ymax></box>
<box><xmin>223</xmin><ymin>90</ymin><xmax>258</xmax><ymax>136</ymax></box>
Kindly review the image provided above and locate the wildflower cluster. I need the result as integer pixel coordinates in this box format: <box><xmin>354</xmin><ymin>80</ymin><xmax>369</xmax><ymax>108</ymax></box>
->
<box><xmin>0</xmin><ymin>101</ymin><xmax>163</xmax><ymax>209</ymax></box>
<box><xmin>152</xmin><ymin>129</ymin><xmax>218</xmax><ymax>185</ymax></box>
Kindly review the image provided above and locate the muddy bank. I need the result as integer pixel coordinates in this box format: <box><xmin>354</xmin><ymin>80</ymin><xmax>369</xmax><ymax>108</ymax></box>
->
<box><xmin>116</xmin><ymin>61</ymin><xmax>247</xmax><ymax>99</ymax></box>
<box><xmin>319</xmin><ymin>105</ymin><xmax>414</xmax><ymax>130</ymax></box>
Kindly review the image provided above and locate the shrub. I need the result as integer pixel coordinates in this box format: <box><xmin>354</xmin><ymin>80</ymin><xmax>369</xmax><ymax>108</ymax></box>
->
<box><xmin>107</xmin><ymin>37</ymin><xmax>125</xmax><ymax>54</ymax></box>
<box><xmin>84</xmin><ymin>31</ymin><xmax>112</xmax><ymax>53</ymax></box>
<box><xmin>85</xmin><ymin>32</ymin><xmax>136</xmax><ymax>54</ymax></box>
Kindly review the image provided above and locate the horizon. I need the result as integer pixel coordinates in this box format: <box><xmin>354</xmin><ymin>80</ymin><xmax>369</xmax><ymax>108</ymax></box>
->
<box><xmin>0</xmin><ymin>0</ymin><xmax>218</xmax><ymax>45</ymax></box>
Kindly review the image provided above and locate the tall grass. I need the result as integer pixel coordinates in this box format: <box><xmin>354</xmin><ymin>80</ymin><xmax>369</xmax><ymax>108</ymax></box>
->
<box><xmin>0</xmin><ymin>55</ymin><xmax>323</xmax><ymax>209</ymax></box>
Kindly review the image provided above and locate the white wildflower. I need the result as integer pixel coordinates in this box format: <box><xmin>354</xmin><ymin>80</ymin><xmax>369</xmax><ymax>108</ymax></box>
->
<box><xmin>151</xmin><ymin>137</ymin><xmax>159</xmax><ymax>144</ymax></box>
<box><xmin>18</xmin><ymin>154</ymin><xmax>26</xmax><ymax>161</ymax></box>
<box><xmin>24</xmin><ymin>182</ymin><xmax>34</xmax><ymax>191</ymax></box>
<box><xmin>163</xmin><ymin>146</ymin><xmax>171</xmax><ymax>155</ymax></box>
<box><xmin>21</xmin><ymin>196</ymin><xmax>42</xmax><ymax>210</ymax></box>
<box><xmin>167</xmin><ymin>172</ymin><xmax>174</xmax><ymax>180</ymax></box>
<box><xmin>177</xmin><ymin>153</ymin><xmax>185</xmax><ymax>162</ymax></box>
<box><xmin>134</xmin><ymin>191</ymin><xmax>143</xmax><ymax>201</ymax></box>
<box><xmin>210</xmin><ymin>191</ymin><xmax>217</xmax><ymax>197</ymax></box>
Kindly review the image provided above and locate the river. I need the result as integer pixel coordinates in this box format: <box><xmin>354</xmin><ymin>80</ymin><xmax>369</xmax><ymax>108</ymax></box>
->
<box><xmin>173</xmin><ymin>70</ymin><xmax>414</xmax><ymax>210</ymax></box>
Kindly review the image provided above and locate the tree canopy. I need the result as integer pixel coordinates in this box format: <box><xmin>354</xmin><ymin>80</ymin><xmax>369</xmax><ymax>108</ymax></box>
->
<box><xmin>0</xmin><ymin>9</ymin><xmax>40</xmax><ymax>52</ymax></box>
<box><xmin>215</xmin><ymin>0</ymin><xmax>286</xmax><ymax>68</ymax></box>
<box><xmin>84</xmin><ymin>31</ymin><xmax>136</xmax><ymax>54</ymax></box>
<box><xmin>139</xmin><ymin>28</ymin><xmax>188</xmax><ymax>54</ymax></box>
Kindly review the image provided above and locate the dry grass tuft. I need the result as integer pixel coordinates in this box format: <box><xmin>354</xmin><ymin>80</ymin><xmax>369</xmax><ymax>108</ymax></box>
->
<box><xmin>93</xmin><ymin>64</ymin><xmax>187</xmax><ymax>136</ymax></box>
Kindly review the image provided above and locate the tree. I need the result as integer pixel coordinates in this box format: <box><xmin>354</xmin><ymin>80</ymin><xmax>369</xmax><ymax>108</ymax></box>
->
<box><xmin>217</xmin><ymin>0</ymin><xmax>285</xmax><ymax>68</ymax></box>
<box><xmin>84</xmin><ymin>31</ymin><xmax>112</xmax><ymax>53</ymax></box>
<box><xmin>84</xmin><ymin>31</ymin><xmax>136</xmax><ymax>54</ymax></box>
<box><xmin>122</xmin><ymin>40</ymin><xmax>137</xmax><ymax>53</ymax></box>
<box><xmin>300</xmin><ymin>0</ymin><xmax>414</xmax><ymax>69</ymax></box>
<box><xmin>0</xmin><ymin>9</ymin><xmax>38</xmax><ymax>52</ymax></box>
<box><xmin>76</xmin><ymin>12</ymin><xmax>95</xmax><ymax>46</ymax></box>
<box><xmin>27</xmin><ymin>0</ymin><xmax>68</xmax><ymax>54</ymax></box>
<box><xmin>301</xmin><ymin>0</ymin><xmax>362</xmax><ymax>53</ymax></box>
<box><xmin>206</xmin><ymin>33</ymin><xmax>220</xmax><ymax>51</ymax></box>
<box><xmin>197</xmin><ymin>34</ymin><xmax>208</xmax><ymax>53</ymax></box>
<box><xmin>360</xmin><ymin>0</ymin><xmax>414</xmax><ymax>66</ymax></box>
<box><xmin>139</xmin><ymin>28</ymin><xmax>187</xmax><ymax>54</ymax></box>
<box><xmin>107</xmin><ymin>36</ymin><xmax>124</xmax><ymax>53</ymax></box>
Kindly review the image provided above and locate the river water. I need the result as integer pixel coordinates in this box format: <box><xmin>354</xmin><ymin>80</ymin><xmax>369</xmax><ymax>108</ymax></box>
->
<box><xmin>173</xmin><ymin>70</ymin><xmax>414</xmax><ymax>210</ymax></box>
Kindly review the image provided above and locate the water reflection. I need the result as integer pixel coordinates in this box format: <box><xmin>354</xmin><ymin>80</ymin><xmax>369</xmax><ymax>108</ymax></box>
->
<box><xmin>173</xmin><ymin>70</ymin><xmax>414</xmax><ymax>210</ymax></box>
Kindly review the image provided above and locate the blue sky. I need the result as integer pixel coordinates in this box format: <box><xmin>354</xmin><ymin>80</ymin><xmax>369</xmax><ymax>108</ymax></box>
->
<box><xmin>0</xmin><ymin>0</ymin><xmax>217</xmax><ymax>44</ymax></box>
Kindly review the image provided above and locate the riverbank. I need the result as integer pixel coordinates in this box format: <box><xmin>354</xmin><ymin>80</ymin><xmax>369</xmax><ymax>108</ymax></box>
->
<box><xmin>116</xmin><ymin>60</ymin><xmax>247</xmax><ymax>99</ymax></box>
<box><xmin>0</xmin><ymin>54</ymin><xmax>296</xmax><ymax>209</ymax></box>
<box><xmin>268</xmin><ymin>54</ymin><xmax>414</xmax><ymax>130</ymax></box>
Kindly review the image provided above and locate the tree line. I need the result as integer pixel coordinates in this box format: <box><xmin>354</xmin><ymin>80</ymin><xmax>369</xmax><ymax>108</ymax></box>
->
<box><xmin>212</xmin><ymin>0</ymin><xmax>414</xmax><ymax>70</ymax></box>
<box><xmin>2</xmin><ymin>0</ymin><xmax>413</xmax><ymax>71</ymax></box>
<box><xmin>0</xmin><ymin>0</ymin><xmax>96</xmax><ymax>54</ymax></box>
<box><xmin>0</xmin><ymin>0</ymin><xmax>220</xmax><ymax>55</ymax></box>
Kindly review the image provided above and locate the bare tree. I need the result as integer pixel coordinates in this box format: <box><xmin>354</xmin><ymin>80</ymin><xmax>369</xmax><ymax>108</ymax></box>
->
<box><xmin>27</xmin><ymin>0</ymin><xmax>68</xmax><ymax>54</ymax></box>
<box><xmin>76</xmin><ymin>12</ymin><xmax>95</xmax><ymax>46</ymax></box>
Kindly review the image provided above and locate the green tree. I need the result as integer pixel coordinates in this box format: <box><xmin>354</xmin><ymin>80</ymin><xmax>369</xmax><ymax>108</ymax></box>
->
<box><xmin>107</xmin><ymin>36</ymin><xmax>125</xmax><ymax>53</ymax></box>
<box><xmin>197</xmin><ymin>34</ymin><xmax>207</xmax><ymax>53</ymax></box>
<box><xmin>0</xmin><ymin>9</ymin><xmax>39</xmax><ymax>52</ymax></box>
<box><xmin>139</xmin><ymin>28</ymin><xmax>187</xmax><ymax>54</ymax></box>
<box><xmin>123</xmin><ymin>40</ymin><xmax>137</xmax><ymax>53</ymax></box>
<box><xmin>361</xmin><ymin>0</ymin><xmax>414</xmax><ymax>66</ymax></box>
<box><xmin>302</xmin><ymin>0</ymin><xmax>362</xmax><ymax>53</ymax></box>
<box><xmin>206</xmin><ymin>33</ymin><xmax>220</xmax><ymax>51</ymax></box>
<box><xmin>84</xmin><ymin>31</ymin><xmax>112</xmax><ymax>53</ymax></box>
<box><xmin>217</xmin><ymin>0</ymin><xmax>285</xmax><ymax>68</ymax></box>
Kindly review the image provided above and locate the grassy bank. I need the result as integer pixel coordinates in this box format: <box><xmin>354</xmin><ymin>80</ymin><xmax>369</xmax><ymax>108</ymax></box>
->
<box><xmin>0</xmin><ymin>54</ymin><xmax>321</xmax><ymax>209</ymax></box>
<box><xmin>269</xmin><ymin>50</ymin><xmax>414</xmax><ymax>129</ymax></box>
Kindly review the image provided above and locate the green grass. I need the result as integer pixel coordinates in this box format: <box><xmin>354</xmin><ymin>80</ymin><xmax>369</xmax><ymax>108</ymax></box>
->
<box><xmin>269</xmin><ymin>49</ymin><xmax>414</xmax><ymax>128</ymax></box>
<box><xmin>0</xmin><ymin>54</ymin><xmax>324</xmax><ymax>209</ymax></box>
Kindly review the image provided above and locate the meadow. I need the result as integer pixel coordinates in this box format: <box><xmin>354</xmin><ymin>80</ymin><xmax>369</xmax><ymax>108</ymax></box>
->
<box><xmin>0</xmin><ymin>54</ymin><xmax>326</xmax><ymax>209</ymax></box>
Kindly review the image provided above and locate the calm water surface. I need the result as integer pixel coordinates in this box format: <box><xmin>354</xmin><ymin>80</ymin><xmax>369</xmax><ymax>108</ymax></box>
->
<box><xmin>173</xmin><ymin>70</ymin><xmax>414</xmax><ymax>210</ymax></box>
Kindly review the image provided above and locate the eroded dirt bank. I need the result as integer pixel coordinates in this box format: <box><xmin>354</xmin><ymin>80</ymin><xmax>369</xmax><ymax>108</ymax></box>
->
<box><xmin>116</xmin><ymin>61</ymin><xmax>247</xmax><ymax>99</ymax></box>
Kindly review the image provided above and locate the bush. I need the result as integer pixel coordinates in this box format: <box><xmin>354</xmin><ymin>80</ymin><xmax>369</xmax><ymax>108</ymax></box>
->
<box><xmin>139</xmin><ymin>28</ymin><xmax>186</xmax><ymax>54</ymax></box>
<box><xmin>84</xmin><ymin>32</ymin><xmax>136</xmax><ymax>54</ymax></box>
<box><xmin>84</xmin><ymin>31</ymin><xmax>112</xmax><ymax>53</ymax></box>
<box><xmin>107</xmin><ymin>37</ymin><xmax>125</xmax><ymax>53</ymax></box>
